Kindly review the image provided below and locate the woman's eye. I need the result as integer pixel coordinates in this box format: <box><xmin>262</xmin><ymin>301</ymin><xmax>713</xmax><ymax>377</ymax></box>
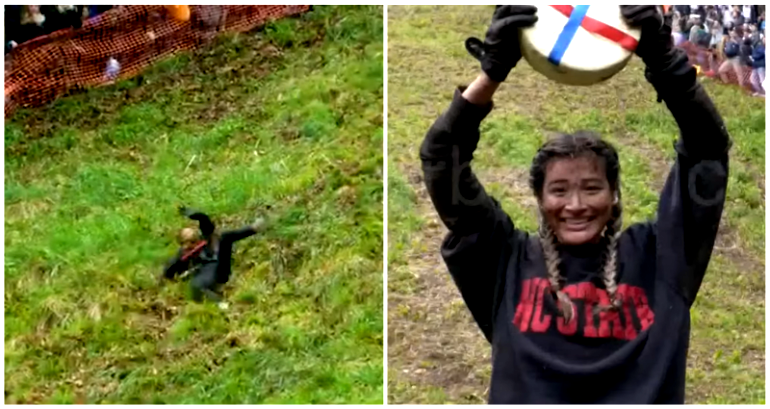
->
<box><xmin>583</xmin><ymin>187</ymin><xmax>602</xmax><ymax>195</ymax></box>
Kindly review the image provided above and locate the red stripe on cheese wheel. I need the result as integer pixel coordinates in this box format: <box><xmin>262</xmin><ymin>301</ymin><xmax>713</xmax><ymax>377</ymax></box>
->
<box><xmin>550</xmin><ymin>5</ymin><xmax>639</xmax><ymax>52</ymax></box>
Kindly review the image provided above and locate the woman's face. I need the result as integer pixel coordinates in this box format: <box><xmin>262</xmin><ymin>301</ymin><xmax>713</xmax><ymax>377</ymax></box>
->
<box><xmin>540</xmin><ymin>156</ymin><xmax>614</xmax><ymax>246</ymax></box>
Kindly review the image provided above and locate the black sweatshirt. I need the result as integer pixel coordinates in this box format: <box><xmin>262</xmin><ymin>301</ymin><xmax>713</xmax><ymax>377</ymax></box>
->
<box><xmin>164</xmin><ymin>210</ymin><xmax>219</xmax><ymax>281</ymax></box>
<box><xmin>163</xmin><ymin>242</ymin><xmax>218</xmax><ymax>280</ymax></box>
<box><xmin>420</xmin><ymin>49</ymin><xmax>731</xmax><ymax>404</ymax></box>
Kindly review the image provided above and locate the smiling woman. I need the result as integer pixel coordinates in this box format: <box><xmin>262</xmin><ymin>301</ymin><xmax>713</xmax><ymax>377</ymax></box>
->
<box><xmin>528</xmin><ymin>132</ymin><xmax>623</xmax><ymax>319</ymax></box>
<box><xmin>415</xmin><ymin>4</ymin><xmax>732</xmax><ymax>404</ymax></box>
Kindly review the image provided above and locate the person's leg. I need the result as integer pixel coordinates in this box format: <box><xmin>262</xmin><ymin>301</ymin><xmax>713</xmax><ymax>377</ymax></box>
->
<box><xmin>705</xmin><ymin>51</ymin><xmax>717</xmax><ymax>74</ymax></box>
<box><xmin>750</xmin><ymin>68</ymin><xmax>761</xmax><ymax>92</ymax></box>
<box><xmin>759</xmin><ymin>67</ymin><xmax>766</xmax><ymax>93</ymax></box>
<box><xmin>718</xmin><ymin>59</ymin><xmax>732</xmax><ymax>82</ymax></box>
<box><xmin>190</xmin><ymin>266</ymin><xmax>222</xmax><ymax>302</ymax></box>
<box><xmin>732</xmin><ymin>59</ymin><xmax>746</xmax><ymax>86</ymax></box>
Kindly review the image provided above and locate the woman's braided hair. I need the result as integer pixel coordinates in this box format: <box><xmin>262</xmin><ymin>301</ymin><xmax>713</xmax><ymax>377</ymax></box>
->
<box><xmin>529</xmin><ymin>131</ymin><xmax>622</xmax><ymax>322</ymax></box>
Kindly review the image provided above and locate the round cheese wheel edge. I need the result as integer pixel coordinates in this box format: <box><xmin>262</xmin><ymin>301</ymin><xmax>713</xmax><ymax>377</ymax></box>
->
<box><xmin>519</xmin><ymin>6</ymin><xmax>641</xmax><ymax>86</ymax></box>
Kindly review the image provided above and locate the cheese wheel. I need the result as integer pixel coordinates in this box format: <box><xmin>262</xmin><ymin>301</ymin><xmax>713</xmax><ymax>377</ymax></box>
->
<box><xmin>520</xmin><ymin>5</ymin><xmax>642</xmax><ymax>86</ymax></box>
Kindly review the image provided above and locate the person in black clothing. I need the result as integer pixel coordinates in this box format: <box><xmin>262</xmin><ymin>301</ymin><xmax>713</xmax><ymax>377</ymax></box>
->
<box><xmin>5</xmin><ymin>6</ymin><xmax>46</xmax><ymax>53</ymax></box>
<box><xmin>5</xmin><ymin>5</ymin><xmax>86</xmax><ymax>54</ymax></box>
<box><xmin>421</xmin><ymin>5</ymin><xmax>730</xmax><ymax>404</ymax></box>
<box><xmin>38</xmin><ymin>6</ymin><xmax>84</xmax><ymax>33</ymax></box>
<box><xmin>161</xmin><ymin>207</ymin><xmax>266</xmax><ymax>306</ymax></box>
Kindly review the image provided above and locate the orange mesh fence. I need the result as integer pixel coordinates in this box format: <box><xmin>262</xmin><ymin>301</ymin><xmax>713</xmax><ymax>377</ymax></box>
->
<box><xmin>4</xmin><ymin>5</ymin><xmax>311</xmax><ymax>117</ymax></box>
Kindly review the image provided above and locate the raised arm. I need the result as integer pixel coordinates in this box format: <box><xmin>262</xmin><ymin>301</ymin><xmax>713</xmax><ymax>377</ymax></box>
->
<box><xmin>420</xmin><ymin>75</ymin><xmax>502</xmax><ymax>235</ymax></box>
<box><xmin>421</xmin><ymin>5</ymin><xmax>537</xmax><ymax>235</ymax></box>
<box><xmin>179</xmin><ymin>206</ymin><xmax>216</xmax><ymax>239</ymax></box>
<box><xmin>623</xmin><ymin>6</ymin><xmax>731</xmax><ymax>306</ymax></box>
<box><xmin>420</xmin><ymin>6</ymin><xmax>536</xmax><ymax>342</ymax></box>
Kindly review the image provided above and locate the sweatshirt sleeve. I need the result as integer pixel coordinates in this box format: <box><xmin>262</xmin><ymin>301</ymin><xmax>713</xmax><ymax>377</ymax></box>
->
<box><xmin>645</xmin><ymin>48</ymin><xmax>732</xmax><ymax>307</ymax></box>
<box><xmin>180</xmin><ymin>207</ymin><xmax>216</xmax><ymax>238</ymax></box>
<box><xmin>163</xmin><ymin>249</ymin><xmax>189</xmax><ymax>279</ymax></box>
<box><xmin>420</xmin><ymin>88</ymin><xmax>519</xmax><ymax>342</ymax></box>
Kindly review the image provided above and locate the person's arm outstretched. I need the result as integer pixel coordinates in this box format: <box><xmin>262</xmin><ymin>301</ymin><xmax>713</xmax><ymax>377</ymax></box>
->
<box><xmin>420</xmin><ymin>6</ymin><xmax>537</xmax><ymax>342</ymax></box>
<box><xmin>623</xmin><ymin>6</ymin><xmax>731</xmax><ymax>307</ymax></box>
<box><xmin>179</xmin><ymin>206</ymin><xmax>216</xmax><ymax>239</ymax></box>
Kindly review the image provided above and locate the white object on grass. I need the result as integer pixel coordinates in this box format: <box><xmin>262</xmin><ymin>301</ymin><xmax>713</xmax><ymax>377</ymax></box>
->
<box><xmin>252</xmin><ymin>217</ymin><xmax>266</xmax><ymax>231</ymax></box>
<box><xmin>105</xmin><ymin>57</ymin><xmax>121</xmax><ymax>81</ymax></box>
<box><xmin>520</xmin><ymin>5</ymin><xmax>642</xmax><ymax>86</ymax></box>
<box><xmin>217</xmin><ymin>302</ymin><xmax>229</xmax><ymax>310</ymax></box>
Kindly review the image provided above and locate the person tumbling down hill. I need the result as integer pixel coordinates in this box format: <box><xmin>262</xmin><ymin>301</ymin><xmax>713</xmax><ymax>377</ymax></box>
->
<box><xmin>420</xmin><ymin>5</ymin><xmax>731</xmax><ymax>404</ymax></box>
<box><xmin>160</xmin><ymin>207</ymin><xmax>266</xmax><ymax>308</ymax></box>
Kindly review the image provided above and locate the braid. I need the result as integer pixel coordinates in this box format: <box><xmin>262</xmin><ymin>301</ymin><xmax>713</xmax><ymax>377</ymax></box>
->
<box><xmin>539</xmin><ymin>213</ymin><xmax>575</xmax><ymax>323</ymax></box>
<box><xmin>597</xmin><ymin>199</ymin><xmax>623</xmax><ymax>314</ymax></box>
<box><xmin>529</xmin><ymin>131</ymin><xmax>623</xmax><ymax>322</ymax></box>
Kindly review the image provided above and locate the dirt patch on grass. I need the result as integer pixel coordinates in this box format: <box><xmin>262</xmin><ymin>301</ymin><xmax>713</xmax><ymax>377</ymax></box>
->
<box><xmin>387</xmin><ymin>201</ymin><xmax>491</xmax><ymax>403</ymax></box>
<box><xmin>388</xmin><ymin>162</ymin><xmax>538</xmax><ymax>404</ymax></box>
<box><xmin>713</xmin><ymin>221</ymin><xmax>765</xmax><ymax>297</ymax></box>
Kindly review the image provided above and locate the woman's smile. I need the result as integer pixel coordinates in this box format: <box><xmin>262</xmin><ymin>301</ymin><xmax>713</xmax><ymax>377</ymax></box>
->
<box><xmin>541</xmin><ymin>156</ymin><xmax>614</xmax><ymax>245</ymax></box>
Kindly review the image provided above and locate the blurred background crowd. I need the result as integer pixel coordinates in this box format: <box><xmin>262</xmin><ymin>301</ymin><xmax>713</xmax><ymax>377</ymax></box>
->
<box><xmin>671</xmin><ymin>5</ymin><xmax>766</xmax><ymax>97</ymax></box>
<box><xmin>4</xmin><ymin>5</ymin><xmax>115</xmax><ymax>54</ymax></box>
<box><xmin>4</xmin><ymin>5</ymin><xmax>766</xmax><ymax>98</ymax></box>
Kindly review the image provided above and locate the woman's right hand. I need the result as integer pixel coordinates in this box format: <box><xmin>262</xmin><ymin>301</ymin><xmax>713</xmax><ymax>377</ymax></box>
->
<box><xmin>465</xmin><ymin>5</ymin><xmax>538</xmax><ymax>83</ymax></box>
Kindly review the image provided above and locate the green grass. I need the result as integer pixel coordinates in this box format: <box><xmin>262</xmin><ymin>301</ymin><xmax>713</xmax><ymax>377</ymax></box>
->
<box><xmin>5</xmin><ymin>6</ymin><xmax>383</xmax><ymax>404</ymax></box>
<box><xmin>387</xmin><ymin>5</ymin><xmax>764</xmax><ymax>404</ymax></box>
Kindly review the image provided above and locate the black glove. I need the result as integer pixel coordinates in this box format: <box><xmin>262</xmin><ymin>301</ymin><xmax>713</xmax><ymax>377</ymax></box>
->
<box><xmin>465</xmin><ymin>5</ymin><xmax>538</xmax><ymax>83</ymax></box>
<box><xmin>622</xmin><ymin>5</ymin><xmax>695</xmax><ymax>100</ymax></box>
<box><xmin>620</xmin><ymin>5</ymin><xmax>673</xmax><ymax>69</ymax></box>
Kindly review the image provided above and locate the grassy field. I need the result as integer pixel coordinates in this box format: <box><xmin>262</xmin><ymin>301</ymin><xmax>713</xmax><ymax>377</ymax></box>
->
<box><xmin>387</xmin><ymin>6</ymin><xmax>764</xmax><ymax>404</ymax></box>
<box><xmin>5</xmin><ymin>6</ymin><xmax>383</xmax><ymax>404</ymax></box>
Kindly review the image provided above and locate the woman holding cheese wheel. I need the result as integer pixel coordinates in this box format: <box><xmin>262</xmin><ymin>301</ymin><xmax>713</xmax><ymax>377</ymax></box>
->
<box><xmin>420</xmin><ymin>5</ymin><xmax>730</xmax><ymax>404</ymax></box>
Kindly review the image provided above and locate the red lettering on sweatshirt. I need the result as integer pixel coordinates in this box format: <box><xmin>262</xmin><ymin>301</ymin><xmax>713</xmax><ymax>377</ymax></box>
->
<box><xmin>617</xmin><ymin>285</ymin><xmax>638</xmax><ymax>340</ymax></box>
<box><xmin>621</xmin><ymin>284</ymin><xmax>655</xmax><ymax>331</ymax></box>
<box><xmin>596</xmin><ymin>288</ymin><xmax>625</xmax><ymax>339</ymax></box>
<box><xmin>512</xmin><ymin>278</ymin><xmax>655</xmax><ymax>340</ymax></box>
<box><xmin>578</xmin><ymin>282</ymin><xmax>599</xmax><ymax>338</ymax></box>
<box><xmin>530</xmin><ymin>279</ymin><xmax>552</xmax><ymax>333</ymax></box>
<box><xmin>512</xmin><ymin>277</ymin><xmax>536</xmax><ymax>332</ymax></box>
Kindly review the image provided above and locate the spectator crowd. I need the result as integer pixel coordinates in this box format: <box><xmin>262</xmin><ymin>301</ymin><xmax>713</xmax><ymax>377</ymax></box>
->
<box><xmin>4</xmin><ymin>5</ymin><xmax>766</xmax><ymax>98</ymax></box>
<box><xmin>671</xmin><ymin>5</ymin><xmax>766</xmax><ymax>97</ymax></box>
<box><xmin>4</xmin><ymin>5</ymin><xmax>114</xmax><ymax>54</ymax></box>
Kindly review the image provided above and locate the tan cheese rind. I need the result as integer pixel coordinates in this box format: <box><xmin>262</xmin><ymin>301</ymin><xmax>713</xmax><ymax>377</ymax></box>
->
<box><xmin>520</xmin><ymin>6</ymin><xmax>642</xmax><ymax>86</ymax></box>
